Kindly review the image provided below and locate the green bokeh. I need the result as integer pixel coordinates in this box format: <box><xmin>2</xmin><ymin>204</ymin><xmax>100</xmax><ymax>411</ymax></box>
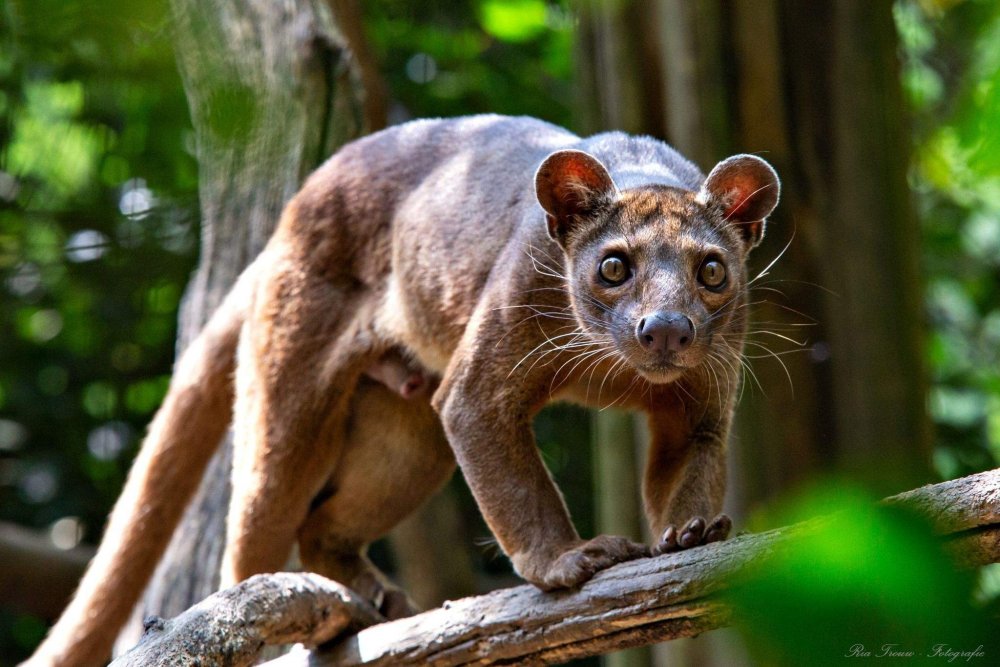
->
<box><xmin>730</xmin><ymin>485</ymin><xmax>996</xmax><ymax>665</ymax></box>
<box><xmin>898</xmin><ymin>0</ymin><xmax>1000</xmax><ymax>477</ymax></box>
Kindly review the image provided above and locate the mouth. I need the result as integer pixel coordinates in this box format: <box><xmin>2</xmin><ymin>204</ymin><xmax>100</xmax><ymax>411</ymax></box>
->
<box><xmin>610</xmin><ymin>330</ymin><xmax>694</xmax><ymax>383</ymax></box>
<box><xmin>635</xmin><ymin>360</ymin><xmax>688</xmax><ymax>383</ymax></box>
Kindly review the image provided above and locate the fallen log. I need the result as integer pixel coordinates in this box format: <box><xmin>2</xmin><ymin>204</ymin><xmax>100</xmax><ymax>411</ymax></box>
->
<box><xmin>115</xmin><ymin>469</ymin><xmax>1000</xmax><ymax>666</ymax></box>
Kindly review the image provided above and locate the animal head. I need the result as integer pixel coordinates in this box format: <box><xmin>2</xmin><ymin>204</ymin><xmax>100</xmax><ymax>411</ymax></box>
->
<box><xmin>535</xmin><ymin>149</ymin><xmax>780</xmax><ymax>384</ymax></box>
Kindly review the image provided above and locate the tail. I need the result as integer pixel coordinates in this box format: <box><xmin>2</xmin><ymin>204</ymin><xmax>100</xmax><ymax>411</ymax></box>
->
<box><xmin>24</xmin><ymin>270</ymin><xmax>253</xmax><ymax>667</ymax></box>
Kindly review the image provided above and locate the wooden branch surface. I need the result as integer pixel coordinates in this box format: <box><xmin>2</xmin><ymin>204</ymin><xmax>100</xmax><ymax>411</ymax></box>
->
<box><xmin>275</xmin><ymin>469</ymin><xmax>1000</xmax><ymax>666</ymax></box>
<box><xmin>117</xmin><ymin>470</ymin><xmax>999</xmax><ymax>667</ymax></box>
<box><xmin>110</xmin><ymin>573</ymin><xmax>381</xmax><ymax>667</ymax></box>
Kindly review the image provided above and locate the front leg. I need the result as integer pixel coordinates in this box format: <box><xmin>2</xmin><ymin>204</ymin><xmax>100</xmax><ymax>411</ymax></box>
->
<box><xmin>434</xmin><ymin>317</ymin><xmax>647</xmax><ymax>590</ymax></box>
<box><xmin>642</xmin><ymin>399</ymin><xmax>732</xmax><ymax>554</ymax></box>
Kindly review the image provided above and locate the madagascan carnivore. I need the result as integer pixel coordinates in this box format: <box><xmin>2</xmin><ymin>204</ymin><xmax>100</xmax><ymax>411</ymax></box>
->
<box><xmin>28</xmin><ymin>115</ymin><xmax>779</xmax><ymax>667</ymax></box>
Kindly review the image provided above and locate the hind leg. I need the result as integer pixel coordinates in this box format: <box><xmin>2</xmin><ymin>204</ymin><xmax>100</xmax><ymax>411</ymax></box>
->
<box><xmin>298</xmin><ymin>376</ymin><xmax>454</xmax><ymax>618</ymax></box>
<box><xmin>222</xmin><ymin>260</ymin><xmax>380</xmax><ymax>587</ymax></box>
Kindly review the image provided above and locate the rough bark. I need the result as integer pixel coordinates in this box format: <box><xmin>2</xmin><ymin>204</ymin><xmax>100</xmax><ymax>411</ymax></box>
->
<box><xmin>115</xmin><ymin>0</ymin><xmax>364</xmax><ymax>654</ymax></box>
<box><xmin>115</xmin><ymin>470</ymin><xmax>999</xmax><ymax>667</ymax></box>
<box><xmin>110</xmin><ymin>574</ymin><xmax>382</xmax><ymax>667</ymax></box>
<box><xmin>883</xmin><ymin>470</ymin><xmax>1000</xmax><ymax>532</ymax></box>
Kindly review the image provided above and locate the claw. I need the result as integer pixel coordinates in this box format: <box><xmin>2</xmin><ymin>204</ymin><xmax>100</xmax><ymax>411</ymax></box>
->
<box><xmin>653</xmin><ymin>525</ymin><xmax>677</xmax><ymax>555</ymax></box>
<box><xmin>655</xmin><ymin>513</ymin><xmax>732</xmax><ymax>554</ymax></box>
<box><xmin>704</xmin><ymin>514</ymin><xmax>732</xmax><ymax>543</ymax></box>
<box><xmin>679</xmin><ymin>516</ymin><xmax>706</xmax><ymax>548</ymax></box>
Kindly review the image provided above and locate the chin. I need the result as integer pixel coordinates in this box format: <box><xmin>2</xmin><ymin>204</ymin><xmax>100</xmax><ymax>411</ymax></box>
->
<box><xmin>635</xmin><ymin>364</ymin><xmax>686</xmax><ymax>384</ymax></box>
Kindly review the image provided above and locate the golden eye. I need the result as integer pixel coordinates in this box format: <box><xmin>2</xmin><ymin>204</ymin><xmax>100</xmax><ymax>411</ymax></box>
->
<box><xmin>699</xmin><ymin>259</ymin><xmax>727</xmax><ymax>289</ymax></box>
<box><xmin>599</xmin><ymin>255</ymin><xmax>629</xmax><ymax>285</ymax></box>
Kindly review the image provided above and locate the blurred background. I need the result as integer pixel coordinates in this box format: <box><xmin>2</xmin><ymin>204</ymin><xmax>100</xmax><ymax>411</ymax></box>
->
<box><xmin>0</xmin><ymin>0</ymin><xmax>998</xmax><ymax>665</ymax></box>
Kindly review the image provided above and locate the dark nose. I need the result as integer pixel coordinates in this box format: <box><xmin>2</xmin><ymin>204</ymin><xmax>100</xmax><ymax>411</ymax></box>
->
<box><xmin>636</xmin><ymin>312</ymin><xmax>694</xmax><ymax>354</ymax></box>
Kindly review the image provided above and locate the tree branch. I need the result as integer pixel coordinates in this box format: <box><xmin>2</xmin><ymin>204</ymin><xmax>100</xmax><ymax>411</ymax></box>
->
<box><xmin>110</xmin><ymin>573</ymin><xmax>382</xmax><ymax>667</ymax></box>
<box><xmin>114</xmin><ymin>470</ymin><xmax>1000</xmax><ymax>667</ymax></box>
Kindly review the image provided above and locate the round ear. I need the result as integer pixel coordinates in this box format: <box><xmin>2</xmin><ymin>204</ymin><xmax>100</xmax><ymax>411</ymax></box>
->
<box><xmin>698</xmin><ymin>154</ymin><xmax>780</xmax><ymax>248</ymax></box>
<box><xmin>535</xmin><ymin>150</ymin><xmax>617</xmax><ymax>243</ymax></box>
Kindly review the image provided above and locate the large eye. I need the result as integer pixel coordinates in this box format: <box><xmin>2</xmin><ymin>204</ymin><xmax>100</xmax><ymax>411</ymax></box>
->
<box><xmin>598</xmin><ymin>255</ymin><xmax>630</xmax><ymax>285</ymax></box>
<box><xmin>699</xmin><ymin>258</ymin><xmax>727</xmax><ymax>289</ymax></box>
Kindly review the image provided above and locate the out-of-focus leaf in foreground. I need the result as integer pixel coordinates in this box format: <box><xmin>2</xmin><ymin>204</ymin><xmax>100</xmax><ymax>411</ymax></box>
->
<box><xmin>726</xmin><ymin>484</ymin><xmax>997</xmax><ymax>665</ymax></box>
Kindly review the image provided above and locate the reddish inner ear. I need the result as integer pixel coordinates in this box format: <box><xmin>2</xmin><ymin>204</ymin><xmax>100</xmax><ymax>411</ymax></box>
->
<box><xmin>563</xmin><ymin>161</ymin><xmax>603</xmax><ymax>191</ymax></box>
<box><xmin>702</xmin><ymin>154</ymin><xmax>779</xmax><ymax>228</ymax></box>
<box><xmin>536</xmin><ymin>150</ymin><xmax>615</xmax><ymax>221</ymax></box>
<box><xmin>723</xmin><ymin>175</ymin><xmax>763</xmax><ymax>220</ymax></box>
<box><xmin>550</xmin><ymin>159</ymin><xmax>612</xmax><ymax>216</ymax></box>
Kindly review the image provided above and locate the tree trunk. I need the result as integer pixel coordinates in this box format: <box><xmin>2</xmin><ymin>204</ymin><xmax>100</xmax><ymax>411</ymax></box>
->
<box><xmin>720</xmin><ymin>0</ymin><xmax>931</xmax><ymax>499</ymax></box>
<box><xmin>115</xmin><ymin>0</ymin><xmax>364</xmax><ymax>653</ymax></box>
<box><xmin>651</xmin><ymin>0</ymin><xmax>931</xmax><ymax>513</ymax></box>
<box><xmin>576</xmin><ymin>1</ymin><xmax>930</xmax><ymax>664</ymax></box>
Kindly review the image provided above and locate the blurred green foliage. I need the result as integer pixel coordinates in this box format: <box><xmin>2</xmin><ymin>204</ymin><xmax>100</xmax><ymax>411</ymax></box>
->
<box><xmin>364</xmin><ymin>0</ymin><xmax>573</xmax><ymax>122</ymax></box>
<box><xmin>730</xmin><ymin>484</ymin><xmax>997</xmax><ymax>665</ymax></box>
<box><xmin>0</xmin><ymin>0</ymin><xmax>198</xmax><ymax>520</ymax></box>
<box><xmin>0</xmin><ymin>0</ymin><xmax>198</xmax><ymax>657</ymax></box>
<box><xmin>897</xmin><ymin>0</ymin><xmax>1000</xmax><ymax>477</ymax></box>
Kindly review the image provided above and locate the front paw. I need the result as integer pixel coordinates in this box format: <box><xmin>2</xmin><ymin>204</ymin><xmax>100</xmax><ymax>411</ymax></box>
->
<box><xmin>524</xmin><ymin>535</ymin><xmax>650</xmax><ymax>591</ymax></box>
<box><xmin>653</xmin><ymin>513</ymin><xmax>731</xmax><ymax>555</ymax></box>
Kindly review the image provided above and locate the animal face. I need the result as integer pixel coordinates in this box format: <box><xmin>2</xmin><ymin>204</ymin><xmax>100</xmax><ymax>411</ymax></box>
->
<box><xmin>535</xmin><ymin>149</ymin><xmax>779</xmax><ymax>384</ymax></box>
<box><xmin>565</xmin><ymin>187</ymin><xmax>751</xmax><ymax>383</ymax></box>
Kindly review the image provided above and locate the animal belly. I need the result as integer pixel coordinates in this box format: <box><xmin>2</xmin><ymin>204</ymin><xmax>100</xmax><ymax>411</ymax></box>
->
<box><xmin>375</xmin><ymin>274</ymin><xmax>458</xmax><ymax>375</ymax></box>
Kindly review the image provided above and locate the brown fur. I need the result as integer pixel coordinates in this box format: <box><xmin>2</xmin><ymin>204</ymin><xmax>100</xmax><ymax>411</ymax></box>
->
<box><xmin>26</xmin><ymin>115</ymin><xmax>779</xmax><ymax>666</ymax></box>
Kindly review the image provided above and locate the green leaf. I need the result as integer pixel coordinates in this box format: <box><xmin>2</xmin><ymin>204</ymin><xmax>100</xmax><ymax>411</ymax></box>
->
<box><xmin>728</xmin><ymin>485</ymin><xmax>995</xmax><ymax>665</ymax></box>
<box><xmin>479</xmin><ymin>0</ymin><xmax>548</xmax><ymax>43</ymax></box>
